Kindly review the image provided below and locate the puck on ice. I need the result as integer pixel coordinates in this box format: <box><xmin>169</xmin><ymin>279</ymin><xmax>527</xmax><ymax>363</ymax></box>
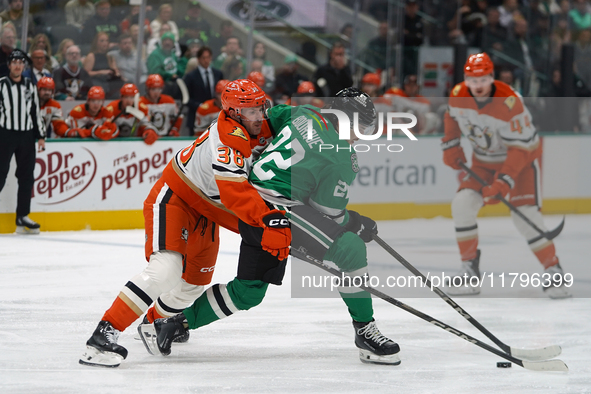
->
<box><xmin>497</xmin><ymin>362</ymin><xmax>511</xmax><ymax>368</ymax></box>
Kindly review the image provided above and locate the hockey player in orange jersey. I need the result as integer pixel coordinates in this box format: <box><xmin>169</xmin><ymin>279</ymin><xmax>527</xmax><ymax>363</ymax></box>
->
<box><xmin>65</xmin><ymin>86</ymin><xmax>119</xmax><ymax>140</ymax></box>
<box><xmin>286</xmin><ymin>81</ymin><xmax>324</xmax><ymax>108</ymax></box>
<box><xmin>80</xmin><ymin>79</ymin><xmax>289</xmax><ymax>367</ymax></box>
<box><xmin>442</xmin><ymin>53</ymin><xmax>570</xmax><ymax>299</ymax></box>
<box><xmin>193</xmin><ymin>79</ymin><xmax>229</xmax><ymax>135</ymax></box>
<box><xmin>37</xmin><ymin>77</ymin><xmax>69</xmax><ymax>138</ymax></box>
<box><xmin>106</xmin><ymin>83</ymin><xmax>159</xmax><ymax>144</ymax></box>
<box><xmin>247</xmin><ymin>71</ymin><xmax>274</xmax><ymax>107</ymax></box>
<box><xmin>139</xmin><ymin>74</ymin><xmax>183</xmax><ymax>140</ymax></box>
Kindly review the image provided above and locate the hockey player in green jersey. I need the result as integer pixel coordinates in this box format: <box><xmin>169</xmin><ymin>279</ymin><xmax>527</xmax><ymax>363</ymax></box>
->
<box><xmin>140</xmin><ymin>88</ymin><xmax>401</xmax><ymax>365</ymax></box>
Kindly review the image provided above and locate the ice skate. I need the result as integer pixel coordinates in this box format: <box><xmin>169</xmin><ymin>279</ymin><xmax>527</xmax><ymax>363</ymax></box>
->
<box><xmin>543</xmin><ymin>263</ymin><xmax>572</xmax><ymax>299</ymax></box>
<box><xmin>353</xmin><ymin>319</ymin><xmax>401</xmax><ymax>365</ymax></box>
<box><xmin>138</xmin><ymin>313</ymin><xmax>188</xmax><ymax>356</ymax></box>
<box><xmin>15</xmin><ymin>215</ymin><xmax>40</xmax><ymax>234</ymax></box>
<box><xmin>79</xmin><ymin>321</ymin><xmax>128</xmax><ymax>367</ymax></box>
<box><xmin>135</xmin><ymin>314</ymin><xmax>190</xmax><ymax>343</ymax></box>
<box><xmin>445</xmin><ymin>250</ymin><xmax>482</xmax><ymax>295</ymax></box>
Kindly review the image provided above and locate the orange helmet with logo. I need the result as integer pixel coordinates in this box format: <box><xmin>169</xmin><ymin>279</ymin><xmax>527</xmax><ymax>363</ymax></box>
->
<box><xmin>247</xmin><ymin>71</ymin><xmax>265</xmax><ymax>88</ymax></box>
<box><xmin>297</xmin><ymin>81</ymin><xmax>315</xmax><ymax>94</ymax></box>
<box><xmin>146</xmin><ymin>74</ymin><xmax>165</xmax><ymax>89</ymax></box>
<box><xmin>120</xmin><ymin>83</ymin><xmax>139</xmax><ymax>97</ymax></box>
<box><xmin>88</xmin><ymin>86</ymin><xmax>105</xmax><ymax>100</ymax></box>
<box><xmin>464</xmin><ymin>53</ymin><xmax>494</xmax><ymax>77</ymax></box>
<box><xmin>221</xmin><ymin>79</ymin><xmax>267</xmax><ymax>112</ymax></box>
<box><xmin>215</xmin><ymin>79</ymin><xmax>230</xmax><ymax>94</ymax></box>
<box><xmin>361</xmin><ymin>73</ymin><xmax>381</xmax><ymax>86</ymax></box>
<box><xmin>37</xmin><ymin>76</ymin><xmax>55</xmax><ymax>90</ymax></box>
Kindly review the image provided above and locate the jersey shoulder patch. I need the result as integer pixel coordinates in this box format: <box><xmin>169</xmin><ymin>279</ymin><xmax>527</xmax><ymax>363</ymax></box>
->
<box><xmin>451</xmin><ymin>84</ymin><xmax>463</xmax><ymax>97</ymax></box>
<box><xmin>216</xmin><ymin>111</ymin><xmax>253</xmax><ymax>157</ymax></box>
<box><xmin>229</xmin><ymin>127</ymin><xmax>248</xmax><ymax>141</ymax></box>
<box><xmin>74</xmin><ymin>105</ymin><xmax>83</xmax><ymax>112</ymax></box>
<box><xmin>504</xmin><ymin>96</ymin><xmax>516</xmax><ymax>110</ymax></box>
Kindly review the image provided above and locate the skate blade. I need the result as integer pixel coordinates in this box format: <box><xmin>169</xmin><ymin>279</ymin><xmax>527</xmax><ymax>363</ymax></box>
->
<box><xmin>444</xmin><ymin>285</ymin><xmax>480</xmax><ymax>296</ymax></box>
<box><xmin>545</xmin><ymin>286</ymin><xmax>573</xmax><ymax>299</ymax></box>
<box><xmin>15</xmin><ymin>226</ymin><xmax>40</xmax><ymax>235</ymax></box>
<box><xmin>137</xmin><ymin>323</ymin><xmax>161</xmax><ymax>355</ymax></box>
<box><xmin>358</xmin><ymin>349</ymin><xmax>401</xmax><ymax>365</ymax></box>
<box><xmin>79</xmin><ymin>345</ymin><xmax>123</xmax><ymax>368</ymax></box>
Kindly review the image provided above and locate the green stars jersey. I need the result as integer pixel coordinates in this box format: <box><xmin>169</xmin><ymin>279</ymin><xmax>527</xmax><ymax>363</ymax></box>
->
<box><xmin>250</xmin><ymin>104</ymin><xmax>359</xmax><ymax>223</ymax></box>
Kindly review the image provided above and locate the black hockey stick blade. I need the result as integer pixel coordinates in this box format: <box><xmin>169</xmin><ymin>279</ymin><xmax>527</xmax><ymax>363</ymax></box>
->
<box><xmin>290</xmin><ymin>248</ymin><xmax>569</xmax><ymax>372</ymax></box>
<box><xmin>371</xmin><ymin>234</ymin><xmax>563</xmax><ymax>361</ymax></box>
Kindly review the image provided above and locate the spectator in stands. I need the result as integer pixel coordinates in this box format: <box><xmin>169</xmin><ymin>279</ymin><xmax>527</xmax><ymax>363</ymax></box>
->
<box><xmin>84</xmin><ymin>31</ymin><xmax>122</xmax><ymax>98</ymax></box>
<box><xmin>538</xmin><ymin>0</ymin><xmax>561</xmax><ymax>17</ymax></box>
<box><xmin>550</xmin><ymin>17</ymin><xmax>571</xmax><ymax>62</ymax></box>
<box><xmin>54</xmin><ymin>38</ymin><xmax>74</xmax><ymax>67</ymax></box>
<box><xmin>313</xmin><ymin>41</ymin><xmax>353</xmax><ymax>97</ymax></box>
<box><xmin>0</xmin><ymin>23</ymin><xmax>17</xmax><ymax>77</ymax></box>
<box><xmin>129</xmin><ymin>24</ymin><xmax>148</xmax><ymax>61</ymax></box>
<box><xmin>178</xmin><ymin>1</ymin><xmax>211</xmax><ymax>46</ymax></box>
<box><xmin>29</xmin><ymin>34</ymin><xmax>59</xmax><ymax>70</ymax></box>
<box><xmin>364</xmin><ymin>21</ymin><xmax>390</xmax><ymax>71</ymax></box>
<box><xmin>53</xmin><ymin>45</ymin><xmax>92</xmax><ymax>100</ymax></box>
<box><xmin>150</xmin><ymin>3</ymin><xmax>178</xmax><ymax>41</ymax></box>
<box><xmin>108</xmin><ymin>33</ymin><xmax>146</xmax><ymax>85</ymax></box>
<box><xmin>575</xmin><ymin>28</ymin><xmax>591</xmax><ymax>88</ymax></box>
<box><xmin>208</xmin><ymin>19</ymin><xmax>234</xmax><ymax>57</ymax></box>
<box><xmin>183</xmin><ymin>46</ymin><xmax>223</xmax><ymax>133</ymax></box>
<box><xmin>81</xmin><ymin>0</ymin><xmax>119</xmax><ymax>45</ymax></box>
<box><xmin>482</xmin><ymin>7</ymin><xmax>508</xmax><ymax>53</ymax></box>
<box><xmin>213</xmin><ymin>37</ymin><xmax>246</xmax><ymax>77</ymax></box>
<box><xmin>274</xmin><ymin>54</ymin><xmax>306</xmax><ymax>100</ymax></box>
<box><xmin>178</xmin><ymin>38</ymin><xmax>200</xmax><ymax>76</ymax></box>
<box><xmin>498</xmin><ymin>67</ymin><xmax>521</xmax><ymax>93</ymax></box>
<box><xmin>505</xmin><ymin>18</ymin><xmax>535</xmax><ymax>72</ymax></box>
<box><xmin>65</xmin><ymin>0</ymin><xmax>95</xmax><ymax>30</ymax></box>
<box><xmin>220</xmin><ymin>56</ymin><xmax>244</xmax><ymax>81</ymax></box>
<box><xmin>120</xmin><ymin>5</ymin><xmax>150</xmax><ymax>35</ymax></box>
<box><xmin>298</xmin><ymin>40</ymin><xmax>318</xmax><ymax>65</ymax></box>
<box><xmin>404</xmin><ymin>0</ymin><xmax>424</xmax><ymax>75</ymax></box>
<box><xmin>0</xmin><ymin>0</ymin><xmax>34</xmax><ymax>39</ymax></box>
<box><xmin>498</xmin><ymin>0</ymin><xmax>521</xmax><ymax>28</ymax></box>
<box><xmin>147</xmin><ymin>31</ymin><xmax>179</xmax><ymax>88</ymax></box>
<box><xmin>147</xmin><ymin>22</ymin><xmax>181</xmax><ymax>57</ymax></box>
<box><xmin>569</xmin><ymin>0</ymin><xmax>591</xmax><ymax>33</ymax></box>
<box><xmin>23</xmin><ymin>50</ymin><xmax>51</xmax><ymax>85</ymax></box>
<box><xmin>252</xmin><ymin>42</ymin><xmax>275</xmax><ymax>88</ymax></box>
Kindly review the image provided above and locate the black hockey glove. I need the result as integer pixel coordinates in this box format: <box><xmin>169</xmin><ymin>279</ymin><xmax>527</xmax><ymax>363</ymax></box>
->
<box><xmin>345</xmin><ymin>210</ymin><xmax>377</xmax><ymax>243</ymax></box>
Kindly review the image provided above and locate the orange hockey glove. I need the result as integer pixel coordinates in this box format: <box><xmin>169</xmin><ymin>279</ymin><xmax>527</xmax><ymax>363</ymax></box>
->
<box><xmin>168</xmin><ymin>127</ymin><xmax>180</xmax><ymax>137</ymax></box>
<box><xmin>441</xmin><ymin>138</ymin><xmax>466</xmax><ymax>170</ymax></box>
<box><xmin>65</xmin><ymin>128</ymin><xmax>91</xmax><ymax>138</ymax></box>
<box><xmin>261</xmin><ymin>210</ymin><xmax>291</xmax><ymax>261</ymax></box>
<box><xmin>143</xmin><ymin>128</ymin><xmax>159</xmax><ymax>145</ymax></box>
<box><xmin>92</xmin><ymin>122</ymin><xmax>119</xmax><ymax>140</ymax></box>
<box><xmin>481</xmin><ymin>174</ymin><xmax>513</xmax><ymax>205</ymax></box>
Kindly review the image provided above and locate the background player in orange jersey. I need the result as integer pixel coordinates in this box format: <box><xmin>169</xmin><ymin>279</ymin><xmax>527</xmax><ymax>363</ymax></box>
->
<box><xmin>139</xmin><ymin>74</ymin><xmax>183</xmax><ymax>140</ymax></box>
<box><xmin>442</xmin><ymin>53</ymin><xmax>570</xmax><ymax>299</ymax></box>
<box><xmin>247</xmin><ymin>71</ymin><xmax>274</xmax><ymax>107</ymax></box>
<box><xmin>65</xmin><ymin>86</ymin><xmax>119</xmax><ymax>140</ymax></box>
<box><xmin>194</xmin><ymin>79</ymin><xmax>229</xmax><ymax>135</ymax></box>
<box><xmin>106</xmin><ymin>83</ymin><xmax>159</xmax><ymax>144</ymax></box>
<box><xmin>37</xmin><ymin>77</ymin><xmax>69</xmax><ymax>138</ymax></box>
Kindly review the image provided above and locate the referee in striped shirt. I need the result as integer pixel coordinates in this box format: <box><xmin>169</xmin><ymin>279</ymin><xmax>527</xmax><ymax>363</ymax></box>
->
<box><xmin>0</xmin><ymin>49</ymin><xmax>46</xmax><ymax>234</ymax></box>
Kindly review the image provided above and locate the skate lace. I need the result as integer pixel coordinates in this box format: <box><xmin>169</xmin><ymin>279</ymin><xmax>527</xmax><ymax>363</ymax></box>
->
<box><xmin>357</xmin><ymin>322</ymin><xmax>390</xmax><ymax>346</ymax></box>
<box><xmin>104</xmin><ymin>326</ymin><xmax>120</xmax><ymax>344</ymax></box>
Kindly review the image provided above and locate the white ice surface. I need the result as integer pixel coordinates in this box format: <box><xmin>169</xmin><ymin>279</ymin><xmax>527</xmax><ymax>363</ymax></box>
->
<box><xmin>0</xmin><ymin>215</ymin><xmax>590</xmax><ymax>393</ymax></box>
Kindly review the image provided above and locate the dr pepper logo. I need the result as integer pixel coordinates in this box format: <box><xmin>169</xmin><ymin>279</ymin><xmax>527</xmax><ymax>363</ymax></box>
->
<box><xmin>33</xmin><ymin>148</ymin><xmax>97</xmax><ymax>204</ymax></box>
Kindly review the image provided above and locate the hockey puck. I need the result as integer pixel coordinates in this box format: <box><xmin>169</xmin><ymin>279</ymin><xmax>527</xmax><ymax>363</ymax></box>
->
<box><xmin>497</xmin><ymin>362</ymin><xmax>512</xmax><ymax>368</ymax></box>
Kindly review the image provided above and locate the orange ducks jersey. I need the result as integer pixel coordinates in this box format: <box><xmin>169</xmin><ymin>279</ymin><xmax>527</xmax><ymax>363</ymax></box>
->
<box><xmin>106</xmin><ymin>99</ymin><xmax>155</xmax><ymax>138</ymax></box>
<box><xmin>161</xmin><ymin>111</ymin><xmax>275</xmax><ymax>233</ymax></box>
<box><xmin>66</xmin><ymin>103</ymin><xmax>114</xmax><ymax>130</ymax></box>
<box><xmin>40</xmin><ymin>98</ymin><xmax>69</xmax><ymax>138</ymax></box>
<box><xmin>139</xmin><ymin>94</ymin><xmax>183</xmax><ymax>136</ymax></box>
<box><xmin>194</xmin><ymin>98</ymin><xmax>222</xmax><ymax>134</ymax></box>
<box><xmin>444</xmin><ymin>81</ymin><xmax>539</xmax><ymax>164</ymax></box>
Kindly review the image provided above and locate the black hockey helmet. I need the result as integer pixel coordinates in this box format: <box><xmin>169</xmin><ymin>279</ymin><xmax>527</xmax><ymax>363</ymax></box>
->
<box><xmin>328</xmin><ymin>87</ymin><xmax>377</xmax><ymax>135</ymax></box>
<box><xmin>7</xmin><ymin>48</ymin><xmax>31</xmax><ymax>65</ymax></box>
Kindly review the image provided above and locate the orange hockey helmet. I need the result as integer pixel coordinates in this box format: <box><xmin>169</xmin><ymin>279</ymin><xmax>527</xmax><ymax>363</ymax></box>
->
<box><xmin>221</xmin><ymin>79</ymin><xmax>267</xmax><ymax>112</ymax></box>
<box><xmin>146</xmin><ymin>74</ymin><xmax>165</xmax><ymax>89</ymax></box>
<box><xmin>37</xmin><ymin>76</ymin><xmax>55</xmax><ymax>90</ymax></box>
<box><xmin>120</xmin><ymin>83</ymin><xmax>139</xmax><ymax>97</ymax></box>
<box><xmin>464</xmin><ymin>53</ymin><xmax>494</xmax><ymax>77</ymax></box>
<box><xmin>215</xmin><ymin>79</ymin><xmax>230</xmax><ymax>94</ymax></box>
<box><xmin>247</xmin><ymin>71</ymin><xmax>265</xmax><ymax>88</ymax></box>
<box><xmin>361</xmin><ymin>73</ymin><xmax>381</xmax><ymax>86</ymax></box>
<box><xmin>88</xmin><ymin>86</ymin><xmax>105</xmax><ymax>100</ymax></box>
<box><xmin>297</xmin><ymin>81</ymin><xmax>315</xmax><ymax>94</ymax></box>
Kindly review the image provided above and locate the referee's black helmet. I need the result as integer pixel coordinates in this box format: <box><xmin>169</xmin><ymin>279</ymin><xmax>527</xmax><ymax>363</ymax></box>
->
<box><xmin>7</xmin><ymin>49</ymin><xmax>31</xmax><ymax>64</ymax></box>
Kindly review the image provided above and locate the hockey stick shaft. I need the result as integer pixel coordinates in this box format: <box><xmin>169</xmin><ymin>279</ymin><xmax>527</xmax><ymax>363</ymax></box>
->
<box><xmin>168</xmin><ymin>78</ymin><xmax>189</xmax><ymax>135</ymax></box>
<box><xmin>372</xmin><ymin>234</ymin><xmax>559</xmax><ymax>360</ymax></box>
<box><xmin>458</xmin><ymin>162</ymin><xmax>564</xmax><ymax>241</ymax></box>
<box><xmin>291</xmin><ymin>248</ymin><xmax>567</xmax><ymax>371</ymax></box>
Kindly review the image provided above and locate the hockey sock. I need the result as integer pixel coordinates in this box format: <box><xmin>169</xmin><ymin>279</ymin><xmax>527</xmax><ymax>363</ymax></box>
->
<box><xmin>102</xmin><ymin>293</ymin><xmax>143</xmax><ymax>332</ymax></box>
<box><xmin>510</xmin><ymin>205</ymin><xmax>559</xmax><ymax>269</ymax></box>
<box><xmin>340</xmin><ymin>294</ymin><xmax>374</xmax><ymax>323</ymax></box>
<box><xmin>452</xmin><ymin>189</ymin><xmax>483</xmax><ymax>261</ymax></box>
<box><xmin>183</xmin><ymin>279</ymin><xmax>269</xmax><ymax>330</ymax></box>
<box><xmin>533</xmin><ymin>242</ymin><xmax>559</xmax><ymax>269</ymax></box>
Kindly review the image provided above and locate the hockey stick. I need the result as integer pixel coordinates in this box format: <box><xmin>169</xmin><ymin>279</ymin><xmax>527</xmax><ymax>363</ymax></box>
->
<box><xmin>371</xmin><ymin>234</ymin><xmax>562</xmax><ymax>361</ymax></box>
<box><xmin>458</xmin><ymin>162</ymin><xmax>565</xmax><ymax>241</ymax></box>
<box><xmin>291</xmin><ymin>247</ymin><xmax>568</xmax><ymax>372</ymax></box>
<box><xmin>168</xmin><ymin>78</ymin><xmax>189</xmax><ymax>136</ymax></box>
<box><xmin>130</xmin><ymin>92</ymin><xmax>142</xmax><ymax>135</ymax></box>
